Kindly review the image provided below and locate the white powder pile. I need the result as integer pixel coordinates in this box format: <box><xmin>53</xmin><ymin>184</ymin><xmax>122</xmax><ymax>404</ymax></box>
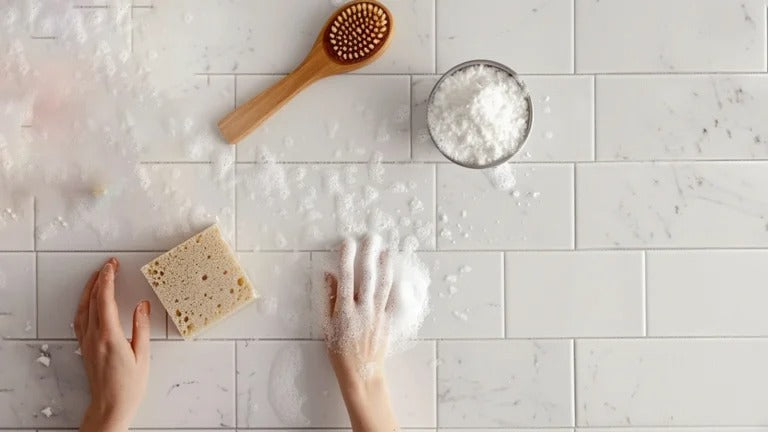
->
<box><xmin>311</xmin><ymin>234</ymin><xmax>431</xmax><ymax>360</ymax></box>
<box><xmin>427</xmin><ymin>64</ymin><xmax>529</xmax><ymax>166</ymax></box>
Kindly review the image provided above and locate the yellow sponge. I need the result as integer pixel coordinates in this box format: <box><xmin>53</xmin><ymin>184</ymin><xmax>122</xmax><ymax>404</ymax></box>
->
<box><xmin>141</xmin><ymin>224</ymin><xmax>257</xmax><ymax>339</ymax></box>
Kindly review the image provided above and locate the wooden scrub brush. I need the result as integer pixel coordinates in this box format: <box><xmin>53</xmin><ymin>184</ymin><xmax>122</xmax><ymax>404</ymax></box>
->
<box><xmin>218</xmin><ymin>0</ymin><xmax>394</xmax><ymax>144</ymax></box>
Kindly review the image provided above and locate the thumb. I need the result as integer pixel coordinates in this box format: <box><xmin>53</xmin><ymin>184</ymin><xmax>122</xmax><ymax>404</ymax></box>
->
<box><xmin>131</xmin><ymin>300</ymin><xmax>151</xmax><ymax>365</ymax></box>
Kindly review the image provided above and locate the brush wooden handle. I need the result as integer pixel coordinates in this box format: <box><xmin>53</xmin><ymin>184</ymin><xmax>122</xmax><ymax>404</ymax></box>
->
<box><xmin>218</xmin><ymin>52</ymin><xmax>333</xmax><ymax>145</ymax></box>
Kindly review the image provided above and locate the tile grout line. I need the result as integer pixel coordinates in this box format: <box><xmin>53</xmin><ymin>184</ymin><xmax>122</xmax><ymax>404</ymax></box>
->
<box><xmin>233</xmin><ymin>340</ymin><xmax>238</xmax><ymax>428</ymax></box>
<box><xmin>643</xmin><ymin>250</ymin><xmax>648</xmax><ymax>337</ymax></box>
<box><xmin>141</xmin><ymin>159</ymin><xmax>768</xmax><ymax>165</ymax></box>
<box><xmin>765</xmin><ymin>3</ymin><xmax>767</xmax><ymax>73</ymax></box>
<box><xmin>434</xmin><ymin>163</ymin><xmax>438</xmax><ymax>250</ymax></box>
<box><xmin>434</xmin><ymin>339</ymin><xmax>439</xmax><ymax>427</ymax></box>
<box><xmin>571</xmin><ymin>338</ymin><xmax>577</xmax><ymax>427</ymax></box>
<box><xmin>10</xmin><ymin>335</ymin><xmax>768</xmax><ymax>342</ymax></box>
<box><xmin>572</xmin><ymin>0</ymin><xmax>576</xmax><ymax>74</ymax></box>
<box><xmin>592</xmin><ymin>75</ymin><xmax>597</xmax><ymax>160</ymax></box>
<box><xmin>433</xmin><ymin>0</ymin><xmax>438</xmax><ymax>74</ymax></box>
<box><xmin>409</xmin><ymin>74</ymin><xmax>414</xmax><ymax>160</ymax></box>
<box><xmin>572</xmin><ymin>163</ymin><xmax>577</xmax><ymax>249</ymax></box>
<box><xmin>34</xmin><ymin>196</ymin><xmax>39</xmax><ymax>339</ymax></box>
<box><xmin>501</xmin><ymin>252</ymin><xmax>507</xmax><ymax>338</ymax></box>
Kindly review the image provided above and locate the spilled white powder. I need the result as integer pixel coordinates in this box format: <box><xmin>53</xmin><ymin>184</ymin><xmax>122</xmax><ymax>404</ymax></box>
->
<box><xmin>428</xmin><ymin>64</ymin><xmax>529</xmax><ymax>166</ymax></box>
<box><xmin>40</xmin><ymin>407</ymin><xmax>53</xmax><ymax>418</ymax></box>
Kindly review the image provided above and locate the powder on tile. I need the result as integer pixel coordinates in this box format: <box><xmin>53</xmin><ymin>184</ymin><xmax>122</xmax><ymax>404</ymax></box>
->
<box><xmin>427</xmin><ymin>64</ymin><xmax>529</xmax><ymax>166</ymax></box>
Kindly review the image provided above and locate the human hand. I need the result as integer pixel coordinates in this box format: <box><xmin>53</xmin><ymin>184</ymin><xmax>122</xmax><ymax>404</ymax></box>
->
<box><xmin>324</xmin><ymin>234</ymin><xmax>399</xmax><ymax>431</ymax></box>
<box><xmin>74</xmin><ymin>258</ymin><xmax>152</xmax><ymax>432</ymax></box>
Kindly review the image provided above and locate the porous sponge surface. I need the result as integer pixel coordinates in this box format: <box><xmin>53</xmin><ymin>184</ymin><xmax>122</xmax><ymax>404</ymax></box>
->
<box><xmin>141</xmin><ymin>224</ymin><xmax>257</xmax><ymax>339</ymax></box>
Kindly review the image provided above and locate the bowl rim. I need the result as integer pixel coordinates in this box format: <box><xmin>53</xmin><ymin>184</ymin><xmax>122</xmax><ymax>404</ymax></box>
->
<box><xmin>426</xmin><ymin>59</ymin><xmax>534</xmax><ymax>170</ymax></box>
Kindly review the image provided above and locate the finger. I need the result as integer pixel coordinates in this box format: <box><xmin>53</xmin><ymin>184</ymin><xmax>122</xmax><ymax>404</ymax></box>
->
<box><xmin>96</xmin><ymin>259</ymin><xmax>122</xmax><ymax>334</ymax></box>
<box><xmin>337</xmin><ymin>237</ymin><xmax>357</xmax><ymax>307</ymax></box>
<box><xmin>374</xmin><ymin>250</ymin><xmax>393</xmax><ymax>313</ymax></box>
<box><xmin>74</xmin><ymin>271</ymin><xmax>98</xmax><ymax>343</ymax></box>
<box><xmin>131</xmin><ymin>301</ymin><xmax>151</xmax><ymax>365</ymax></box>
<box><xmin>325</xmin><ymin>272</ymin><xmax>338</xmax><ymax>317</ymax></box>
<box><xmin>87</xmin><ymin>274</ymin><xmax>100</xmax><ymax>333</ymax></box>
<box><xmin>358</xmin><ymin>234</ymin><xmax>381</xmax><ymax>306</ymax></box>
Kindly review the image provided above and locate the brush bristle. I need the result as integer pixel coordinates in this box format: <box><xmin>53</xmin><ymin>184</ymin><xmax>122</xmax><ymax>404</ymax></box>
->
<box><xmin>325</xmin><ymin>2</ymin><xmax>390</xmax><ymax>63</ymax></box>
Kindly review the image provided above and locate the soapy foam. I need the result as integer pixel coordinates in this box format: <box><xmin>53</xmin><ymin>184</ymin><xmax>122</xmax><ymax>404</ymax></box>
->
<box><xmin>268</xmin><ymin>345</ymin><xmax>310</xmax><ymax>426</ymax></box>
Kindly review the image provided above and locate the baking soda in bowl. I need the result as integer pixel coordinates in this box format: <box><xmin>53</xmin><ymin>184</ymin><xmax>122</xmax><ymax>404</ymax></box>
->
<box><xmin>427</xmin><ymin>62</ymin><xmax>531</xmax><ymax>168</ymax></box>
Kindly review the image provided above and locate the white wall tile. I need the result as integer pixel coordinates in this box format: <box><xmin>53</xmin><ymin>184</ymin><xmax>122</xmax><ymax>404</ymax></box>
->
<box><xmin>0</xmin><ymin>197</ymin><xmax>34</xmax><ymax>251</ymax></box>
<box><xmin>134</xmin><ymin>0</ymin><xmax>434</xmax><ymax>74</ymax></box>
<box><xmin>136</xmin><ymin>75</ymin><xmax>234</xmax><ymax>163</ymax></box>
<box><xmin>575</xmin><ymin>0</ymin><xmax>767</xmax><ymax>72</ymax></box>
<box><xmin>597</xmin><ymin>75</ymin><xmax>768</xmax><ymax>160</ymax></box>
<box><xmin>648</xmin><ymin>250</ymin><xmax>768</xmax><ymax>336</ymax></box>
<box><xmin>168</xmin><ymin>252</ymin><xmax>311</xmax><ymax>339</ymax></box>
<box><xmin>436</xmin><ymin>0</ymin><xmax>573</xmax><ymax>73</ymax></box>
<box><xmin>581</xmin><ymin>429</ymin><xmax>768</xmax><ymax>432</ymax></box>
<box><xmin>577</xmin><ymin>162</ymin><xmax>768</xmax><ymax>248</ymax></box>
<box><xmin>506</xmin><ymin>251</ymin><xmax>643</xmax><ymax>338</ymax></box>
<box><xmin>236</xmin><ymin>340</ymin><xmax>436</xmax><ymax>428</ymax></box>
<box><xmin>413</xmin><ymin>76</ymin><xmax>593</xmax><ymax>162</ymax></box>
<box><xmin>235</xmin><ymin>75</ymin><xmax>410</xmax><ymax>162</ymax></box>
<box><xmin>0</xmin><ymin>253</ymin><xmax>36</xmax><ymax>338</ymax></box>
<box><xmin>418</xmin><ymin>252</ymin><xmax>504</xmax><ymax>339</ymax></box>
<box><xmin>437</xmin><ymin>164</ymin><xmax>573</xmax><ymax>250</ymax></box>
<box><xmin>0</xmin><ymin>341</ymin><xmax>88</xmax><ymax>428</ymax></box>
<box><xmin>37</xmin><ymin>252</ymin><xmax>166</xmax><ymax>339</ymax></box>
<box><xmin>438</xmin><ymin>340</ymin><xmax>573</xmax><ymax>427</ymax></box>
<box><xmin>0</xmin><ymin>340</ymin><xmax>233</xmax><ymax>429</ymax></box>
<box><xmin>441</xmin><ymin>430</ymin><xmax>571</xmax><ymax>432</ymax></box>
<box><xmin>236</xmin><ymin>163</ymin><xmax>435</xmax><ymax>251</ymax></box>
<box><xmin>36</xmin><ymin>164</ymin><xmax>235</xmax><ymax>251</ymax></box>
<box><xmin>576</xmin><ymin>339</ymin><xmax>768</xmax><ymax>426</ymax></box>
<box><xmin>135</xmin><ymin>341</ymin><xmax>235</xmax><ymax>428</ymax></box>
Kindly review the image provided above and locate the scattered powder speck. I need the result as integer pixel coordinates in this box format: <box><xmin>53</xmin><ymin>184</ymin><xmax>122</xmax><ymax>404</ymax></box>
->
<box><xmin>459</xmin><ymin>265</ymin><xmax>472</xmax><ymax>274</ymax></box>
<box><xmin>36</xmin><ymin>355</ymin><xmax>50</xmax><ymax>367</ymax></box>
<box><xmin>427</xmin><ymin>64</ymin><xmax>530</xmax><ymax>166</ymax></box>
<box><xmin>41</xmin><ymin>407</ymin><xmax>53</xmax><ymax>418</ymax></box>
<box><xmin>452</xmin><ymin>309</ymin><xmax>469</xmax><ymax>321</ymax></box>
<box><xmin>74</xmin><ymin>347</ymin><xmax>82</xmax><ymax>356</ymax></box>
<box><xmin>41</xmin><ymin>344</ymin><xmax>49</xmax><ymax>352</ymax></box>
<box><xmin>445</xmin><ymin>274</ymin><xmax>458</xmax><ymax>283</ymax></box>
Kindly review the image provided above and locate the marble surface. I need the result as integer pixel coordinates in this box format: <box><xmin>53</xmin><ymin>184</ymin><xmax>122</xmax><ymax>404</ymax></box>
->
<box><xmin>2</xmin><ymin>0</ymin><xmax>768</xmax><ymax>431</ymax></box>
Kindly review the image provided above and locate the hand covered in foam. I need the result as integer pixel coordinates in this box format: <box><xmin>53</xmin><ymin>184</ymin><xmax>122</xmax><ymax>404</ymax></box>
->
<box><xmin>323</xmin><ymin>234</ymin><xmax>401</xmax><ymax>431</ymax></box>
<box><xmin>324</xmin><ymin>234</ymin><xmax>393</xmax><ymax>382</ymax></box>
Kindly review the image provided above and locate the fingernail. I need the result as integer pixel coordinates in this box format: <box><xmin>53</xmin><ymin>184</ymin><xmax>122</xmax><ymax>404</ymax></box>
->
<box><xmin>138</xmin><ymin>300</ymin><xmax>150</xmax><ymax>316</ymax></box>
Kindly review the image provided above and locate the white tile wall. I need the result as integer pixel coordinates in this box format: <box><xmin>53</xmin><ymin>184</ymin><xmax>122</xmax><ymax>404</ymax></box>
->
<box><xmin>235</xmin><ymin>75</ymin><xmax>410</xmax><ymax>162</ymax></box>
<box><xmin>236</xmin><ymin>163</ymin><xmax>435</xmax><ymax>251</ymax></box>
<box><xmin>506</xmin><ymin>251</ymin><xmax>644</xmax><ymax>338</ymax></box>
<box><xmin>134</xmin><ymin>0</ymin><xmax>434</xmax><ymax>74</ymax></box>
<box><xmin>576</xmin><ymin>339</ymin><xmax>768</xmax><ymax>426</ymax></box>
<box><xmin>575</xmin><ymin>0</ymin><xmax>767</xmax><ymax>72</ymax></box>
<box><xmin>6</xmin><ymin>0</ymin><xmax>768</xmax><ymax>431</ymax></box>
<box><xmin>647</xmin><ymin>250</ymin><xmax>768</xmax><ymax>336</ymax></box>
<box><xmin>0</xmin><ymin>197</ymin><xmax>34</xmax><ymax>251</ymax></box>
<box><xmin>0</xmin><ymin>253</ymin><xmax>36</xmax><ymax>338</ymax></box>
<box><xmin>437</xmin><ymin>340</ymin><xmax>573</xmax><ymax>427</ymax></box>
<box><xmin>577</xmin><ymin>162</ymin><xmax>768</xmax><ymax>248</ymax></box>
<box><xmin>436</xmin><ymin>0</ymin><xmax>573</xmax><ymax>73</ymax></box>
<box><xmin>437</xmin><ymin>164</ymin><xmax>573</xmax><ymax>250</ymax></box>
<box><xmin>597</xmin><ymin>75</ymin><xmax>768</xmax><ymax>161</ymax></box>
<box><xmin>237</xmin><ymin>340</ymin><xmax>436</xmax><ymax>428</ymax></box>
<box><xmin>419</xmin><ymin>251</ymin><xmax>504</xmax><ymax>339</ymax></box>
<box><xmin>35</xmin><ymin>163</ymin><xmax>235</xmax><ymax>251</ymax></box>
